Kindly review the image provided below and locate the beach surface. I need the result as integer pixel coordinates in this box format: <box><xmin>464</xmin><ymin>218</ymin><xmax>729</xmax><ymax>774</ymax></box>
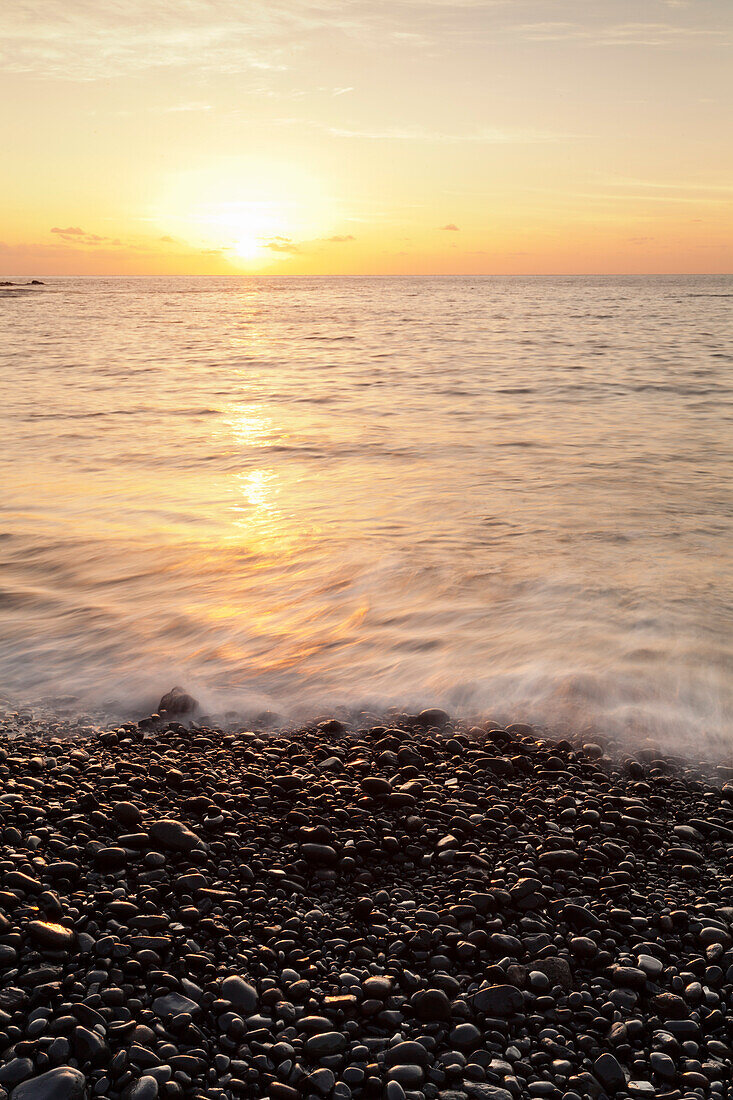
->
<box><xmin>2</xmin><ymin>704</ymin><xmax>733</xmax><ymax>1100</ymax></box>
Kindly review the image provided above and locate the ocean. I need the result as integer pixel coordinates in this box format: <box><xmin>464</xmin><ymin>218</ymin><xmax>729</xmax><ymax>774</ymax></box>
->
<box><xmin>1</xmin><ymin>275</ymin><xmax>731</xmax><ymax>748</ymax></box>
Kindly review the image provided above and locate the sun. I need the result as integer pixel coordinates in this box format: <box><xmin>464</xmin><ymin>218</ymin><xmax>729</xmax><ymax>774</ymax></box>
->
<box><xmin>155</xmin><ymin>160</ymin><xmax>330</xmax><ymax>266</ymax></box>
<box><xmin>232</xmin><ymin>232</ymin><xmax>262</xmax><ymax>259</ymax></box>
<box><xmin>205</xmin><ymin>202</ymin><xmax>288</xmax><ymax>261</ymax></box>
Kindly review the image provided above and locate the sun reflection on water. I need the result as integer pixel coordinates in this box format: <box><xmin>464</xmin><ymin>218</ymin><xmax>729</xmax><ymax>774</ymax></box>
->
<box><xmin>222</xmin><ymin>406</ymin><xmax>274</xmax><ymax>449</ymax></box>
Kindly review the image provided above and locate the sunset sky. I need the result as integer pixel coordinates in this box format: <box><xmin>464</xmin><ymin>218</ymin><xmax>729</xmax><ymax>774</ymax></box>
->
<box><xmin>2</xmin><ymin>0</ymin><xmax>732</xmax><ymax>275</ymax></box>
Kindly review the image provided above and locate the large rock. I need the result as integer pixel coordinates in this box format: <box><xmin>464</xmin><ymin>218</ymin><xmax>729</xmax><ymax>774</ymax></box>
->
<box><xmin>384</xmin><ymin>1041</ymin><xmax>431</xmax><ymax>1066</ymax></box>
<box><xmin>472</xmin><ymin>983</ymin><xmax>523</xmax><ymax>1015</ymax></box>
<box><xmin>220</xmin><ymin>976</ymin><xmax>258</xmax><ymax>1013</ymax></box>
<box><xmin>11</xmin><ymin>1067</ymin><xmax>86</xmax><ymax>1100</ymax></box>
<box><xmin>28</xmin><ymin>921</ymin><xmax>75</xmax><ymax>951</ymax></box>
<box><xmin>151</xmin><ymin>992</ymin><xmax>200</xmax><ymax>1020</ymax></box>
<box><xmin>148</xmin><ymin>819</ymin><xmax>204</xmax><ymax>852</ymax></box>
<box><xmin>305</xmin><ymin>1032</ymin><xmax>347</xmax><ymax>1056</ymax></box>
<box><xmin>411</xmin><ymin>988</ymin><xmax>452</xmax><ymax>1021</ymax></box>
<box><xmin>158</xmin><ymin>687</ymin><xmax>198</xmax><ymax>716</ymax></box>
<box><xmin>534</xmin><ymin>957</ymin><xmax>573</xmax><ymax>991</ymax></box>
<box><xmin>416</xmin><ymin>708</ymin><xmax>449</xmax><ymax>728</ymax></box>
<box><xmin>539</xmin><ymin>849</ymin><xmax>580</xmax><ymax>870</ymax></box>
<box><xmin>594</xmin><ymin>1053</ymin><xmax>625</xmax><ymax>1092</ymax></box>
<box><xmin>463</xmin><ymin>1086</ymin><xmax>513</xmax><ymax>1100</ymax></box>
<box><xmin>123</xmin><ymin>1079</ymin><xmax>159</xmax><ymax>1100</ymax></box>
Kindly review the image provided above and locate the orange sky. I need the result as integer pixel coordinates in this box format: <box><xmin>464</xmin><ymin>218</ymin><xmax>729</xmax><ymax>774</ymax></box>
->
<box><xmin>1</xmin><ymin>0</ymin><xmax>732</xmax><ymax>275</ymax></box>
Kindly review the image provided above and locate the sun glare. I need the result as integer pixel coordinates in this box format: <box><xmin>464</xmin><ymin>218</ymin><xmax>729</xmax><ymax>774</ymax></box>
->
<box><xmin>154</xmin><ymin>161</ymin><xmax>331</xmax><ymax>267</ymax></box>
<box><xmin>208</xmin><ymin>204</ymin><xmax>285</xmax><ymax>259</ymax></box>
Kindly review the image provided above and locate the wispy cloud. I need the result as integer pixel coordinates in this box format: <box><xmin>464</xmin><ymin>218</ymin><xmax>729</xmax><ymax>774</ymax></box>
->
<box><xmin>513</xmin><ymin>20</ymin><xmax>729</xmax><ymax>47</ymax></box>
<box><xmin>440</xmin><ymin>223</ymin><xmax>460</xmax><ymax>231</ymax></box>
<box><xmin>51</xmin><ymin>226</ymin><xmax>119</xmax><ymax>245</ymax></box>
<box><xmin>160</xmin><ymin>102</ymin><xmax>214</xmax><ymax>114</ymax></box>
<box><xmin>606</xmin><ymin>177</ymin><xmax>733</xmax><ymax>195</ymax></box>
<box><xmin>326</xmin><ymin>234</ymin><xmax>356</xmax><ymax>242</ymax></box>
<box><xmin>264</xmin><ymin>236</ymin><xmax>300</xmax><ymax>254</ymax></box>
<box><xmin>3</xmin><ymin>0</ymin><xmax>728</xmax><ymax>85</ymax></box>
<box><xmin>0</xmin><ymin>1</ymin><xmax>308</xmax><ymax>80</ymax></box>
<box><xmin>327</xmin><ymin>123</ymin><xmax>571</xmax><ymax>143</ymax></box>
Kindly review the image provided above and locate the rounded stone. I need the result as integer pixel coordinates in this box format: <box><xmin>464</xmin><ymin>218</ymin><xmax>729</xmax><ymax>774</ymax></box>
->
<box><xmin>220</xmin><ymin>976</ymin><xmax>258</xmax><ymax>1013</ymax></box>
<box><xmin>11</xmin><ymin>1067</ymin><xmax>86</xmax><ymax>1100</ymax></box>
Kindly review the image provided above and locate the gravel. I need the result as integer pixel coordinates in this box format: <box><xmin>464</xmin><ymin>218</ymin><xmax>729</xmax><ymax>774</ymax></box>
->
<box><xmin>1</xmin><ymin>705</ymin><xmax>733</xmax><ymax>1099</ymax></box>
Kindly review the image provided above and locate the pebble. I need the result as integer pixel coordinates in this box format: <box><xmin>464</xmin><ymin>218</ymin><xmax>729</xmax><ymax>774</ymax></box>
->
<box><xmin>1</xmin><ymin>706</ymin><xmax>732</xmax><ymax>1100</ymax></box>
<box><xmin>219</xmin><ymin>975</ymin><xmax>258</xmax><ymax>1012</ymax></box>
<box><xmin>147</xmin><ymin>818</ymin><xmax>204</xmax><ymax>851</ymax></box>
<box><xmin>10</xmin><ymin>1067</ymin><xmax>86</xmax><ymax>1100</ymax></box>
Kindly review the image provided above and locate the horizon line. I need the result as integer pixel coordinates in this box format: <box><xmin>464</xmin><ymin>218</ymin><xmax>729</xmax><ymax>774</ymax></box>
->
<box><xmin>4</xmin><ymin>271</ymin><xmax>732</xmax><ymax>279</ymax></box>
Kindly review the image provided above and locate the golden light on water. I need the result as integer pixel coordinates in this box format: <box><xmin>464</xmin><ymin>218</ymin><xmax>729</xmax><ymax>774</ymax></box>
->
<box><xmin>222</xmin><ymin>407</ymin><xmax>274</xmax><ymax>449</ymax></box>
<box><xmin>235</xmin><ymin>468</ymin><xmax>276</xmax><ymax>516</ymax></box>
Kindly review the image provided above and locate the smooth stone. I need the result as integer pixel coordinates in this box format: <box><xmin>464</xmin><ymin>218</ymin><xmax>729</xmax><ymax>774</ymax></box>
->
<box><xmin>593</xmin><ymin>1053</ymin><xmax>625</xmax><ymax>1092</ymax></box>
<box><xmin>151</xmin><ymin>992</ymin><xmax>200</xmax><ymax>1019</ymax></box>
<box><xmin>148</xmin><ymin>819</ymin><xmax>204</xmax><ymax>852</ymax></box>
<box><xmin>11</xmin><ymin>1067</ymin><xmax>86</xmax><ymax>1100</ymax></box>
<box><xmin>220</xmin><ymin>976</ymin><xmax>258</xmax><ymax>1013</ymax></box>
<box><xmin>0</xmin><ymin>1060</ymin><xmax>33</xmax><ymax>1087</ymax></box>
<box><xmin>412</xmin><ymin>988</ymin><xmax>452</xmax><ymax>1021</ymax></box>
<box><xmin>28</xmin><ymin>921</ymin><xmax>75</xmax><ymax>951</ymax></box>
<box><xmin>385</xmin><ymin>1041</ymin><xmax>431</xmax><ymax>1066</ymax></box>
<box><xmin>305</xmin><ymin>1032</ymin><xmax>347</xmax><ymax>1056</ymax></box>
<box><xmin>123</xmin><ymin>1080</ymin><xmax>159</xmax><ymax>1100</ymax></box>
<box><xmin>472</xmin><ymin>984</ymin><xmax>523</xmax><ymax>1015</ymax></box>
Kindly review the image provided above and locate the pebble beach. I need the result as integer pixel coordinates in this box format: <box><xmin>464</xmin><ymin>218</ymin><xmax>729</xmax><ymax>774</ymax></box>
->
<box><xmin>2</xmin><ymin>700</ymin><xmax>733</xmax><ymax>1100</ymax></box>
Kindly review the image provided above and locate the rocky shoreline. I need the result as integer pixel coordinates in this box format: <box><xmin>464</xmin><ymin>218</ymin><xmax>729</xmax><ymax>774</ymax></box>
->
<box><xmin>2</xmin><ymin>706</ymin><xmax>733</xmax><ymax>1100</ymax></box>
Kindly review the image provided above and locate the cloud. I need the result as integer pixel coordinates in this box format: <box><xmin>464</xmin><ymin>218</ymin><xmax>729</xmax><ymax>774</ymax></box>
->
<box><xmin>440</xmin><ymin>223</ymin><xmax>459</xmax><ymax>231</ymax></box>
<box><xmin>160</xmin><ymin>102</ymin><xmax>213</xmax><ymax>113</ymax></box>
<box><xmin>264</xmin><ymin>236</ymin><xmax>300</xmax><ymax>254</ymax></box>
<box><xmin>326</xmin><ymin>234</ymin><xmax>355</xmax><ymax>242</ymax></box>
<box><xmin>513</xmin><ymin>20</ymin><xmax>728</xmax><ymax>47</ymax></box>
<box><xmin>50</xmin><ymin>226</ymin><xmax>115</xmax><ymax>246</ymax></box>
<box><xmin>2</xmin><ymin>0</ymin><xmax>497</xmax><ymax>82</ymax></box>
<box><xmin>2</xmin><ymin>0</ymin><xmax>729</xmax><ymax>85</ymax></box>
<box><xmin>0</xmin><ymin>1</ymin><xmax>305</xmax><ymax>80</ymax></box>
<box><xmin>326</xmin><ymin>123</ymin><xmax>571</xmax><ymax>143</ymax></box>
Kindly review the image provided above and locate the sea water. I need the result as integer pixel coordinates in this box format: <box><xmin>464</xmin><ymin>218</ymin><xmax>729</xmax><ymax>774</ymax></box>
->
<box><xmin>1</xmin><ymin>275</ymin><xmax>731</xmax><ymax>747</ymax></box>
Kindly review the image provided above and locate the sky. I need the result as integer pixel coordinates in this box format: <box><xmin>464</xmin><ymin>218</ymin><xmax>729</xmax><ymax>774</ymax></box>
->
<box><xmin>1</xmin><ymin>0</ymin><xmax>732</xmax><ymax>275</ymax></box>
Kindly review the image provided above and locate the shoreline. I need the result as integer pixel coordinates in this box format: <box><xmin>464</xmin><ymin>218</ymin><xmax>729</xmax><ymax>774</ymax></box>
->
<box><xmin>1</xmin><ymin>710</ymin><xmax>732</xmax><ymax>1100</ymax></box>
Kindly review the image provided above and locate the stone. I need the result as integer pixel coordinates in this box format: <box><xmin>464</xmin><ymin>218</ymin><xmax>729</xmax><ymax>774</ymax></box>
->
<box><xmin>148</xmin><ymin>818</ymin><xmax>204</xmax><ymax>851</ymax></box>
<box><xmin>151</xmin><ymin>992</ymin><xmax>200</xmax><ymax>1019</ymax></box>
<box><xmin>594</xmin><ymin>1053</ymin><xmax>625</xmax><ymax>1092</ymax></box>
<box><xmin>412</xmin><ymin>988</ymin><xmax>452</xmax><ymax>1021</ymax></box>
<box><xmin>220</xmin><ymin>976</ymin><xmax>258</xmax><ymax>1012</ymax></box>
<box><xmin>385</xmin><ymin>1042</ymin><xmax>431</xmax><ymax>1066</ymax></box>
<box><xmin>123</xmin><ymin>1080</ymin><xmax>159</xmax><ymax>1100</ymax></box>
<box><xmin>417</xmin><ymin>708</ymin><xmax>450</xmax><ymax>728</ymax></box>
<box><xmin>28</xmin><ymin>920</ymin><xmax>75</xmax><ymax>951</ymax></box>
<box><xmin>472</xmin><ymin>984</ymin><xmax>523</xmax><ymax>1015</ymax></box>
<box><xmin>0</xmin><ymin>1060</ymin><xmax>33</xmax><ymax>1087</ymax></box>
<box><xmin>305</xmin><ymin>1032</ymin><xmax>347</xmax><ymax>1056</ymax></box>
<box><xmin>11</xmin><ymin>1067</ymin><xmax>86</xmax><ymax>1100</ymax></box>
<box><xmin>158</xmin><ymin>687</ymin><xmax>198</xmax><ymax>715</ymax></box>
